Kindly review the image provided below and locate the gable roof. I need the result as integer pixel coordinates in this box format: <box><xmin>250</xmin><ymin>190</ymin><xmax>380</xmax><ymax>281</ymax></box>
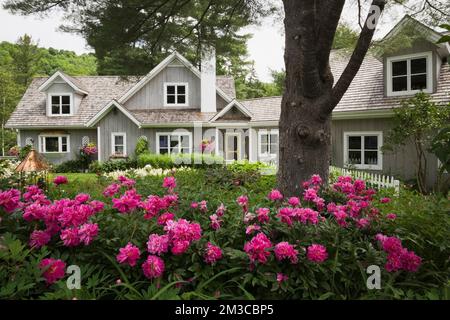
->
<box><xmin>381</xmin><ymin>15</ymin><xmax>450</xmax><ymax>57</ymax></box>
<box><xmin>210</xmin><ymin>100</ymin><xmax>253</xmax><ymax>122</ymax></box>
<box><xmin>118</xmin><ymin>51</ymin><xmax>234</xmax><ymax>104</ymax></box>
<box><xmin>86</xmin><ymin>100</ymin><xmax>141</xmax><ymax>127</ymax></box>
<box><xmin>38</xmin><ymin>71</ymin><xmax>90</xmax><ymax>95</ymax></box>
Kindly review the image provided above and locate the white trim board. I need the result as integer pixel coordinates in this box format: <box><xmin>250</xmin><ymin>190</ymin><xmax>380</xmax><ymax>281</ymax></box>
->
<box><xmin>46</xmin><ymin>92</ymin><xmax>74</xmax><ymax>117</ymax></box>
<box><xmin>38</xmin><ymin>134</ymin><xmax>71</xmax><ymax>154</ymax></box>
<box><xmin>111</xmin><ymin>132</ymin><xmax>127</xmax><ymax>157</ymax></box>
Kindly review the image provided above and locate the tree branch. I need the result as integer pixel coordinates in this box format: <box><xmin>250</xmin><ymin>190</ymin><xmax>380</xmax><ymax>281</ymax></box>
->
<box><xmin>325</xmin><ymin>0</ymin><xmax>386</xmax><ymax>114</ymax></box>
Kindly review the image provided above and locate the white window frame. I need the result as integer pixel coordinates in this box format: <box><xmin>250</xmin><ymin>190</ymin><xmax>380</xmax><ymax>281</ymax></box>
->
<box><xmin>258</xmin><ymin>129</ymin><xmax>279</xmax><ymax>159</ymax></box>
<box><xmin>38</xmin><ymin>134</ymin><xmax>70</xmax><ymax>154</ymax></box>
<box><xmin>47</xmin><ymin>93</ymin><xmax>74</xmax><ymax>116</ymax></box>
<box><xmin>343</xmin><ymin>131</ymin><xmax>383</xmax><ymax>171</ymax></box>
<box><xmin>111</xmin><ymin>132</ymin><xmax>127</xmax><ymax>157</ymax></box>
<box><xmin>156</xmin><ymin>132</ymin><xmax>193</xmax><ymax>155</ymax></box>
<box><xmin>164</xmin><ymin>83</ymin><xmax>189</xmax><ymax>107</ymax></box>
<box><xmin>386</xmin><ymin>52</ymin><xmax>433</xmax><ymax>97</ymax></box>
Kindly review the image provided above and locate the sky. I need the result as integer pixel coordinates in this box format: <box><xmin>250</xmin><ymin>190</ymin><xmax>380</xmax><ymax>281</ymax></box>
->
<box><xmin>0</xmin><ymin>3</ymin><xmax>407</xmax><ymax>82</ymax></box>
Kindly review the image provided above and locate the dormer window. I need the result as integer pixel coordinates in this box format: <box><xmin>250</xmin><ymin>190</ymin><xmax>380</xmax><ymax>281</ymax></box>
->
<box><xmin>386</xmin><ymin>52</ymin><xmax>433</xmax><ymax>96</ymax></box>
<box><xmin>164</xmin><ymin>83</ymin><xmax>188</xmax><ymax>107</ymax></box>
<box><xmin>48</xmin><ymin>94</ymin><xmax>73</xmax><ymax>116</ymax></box>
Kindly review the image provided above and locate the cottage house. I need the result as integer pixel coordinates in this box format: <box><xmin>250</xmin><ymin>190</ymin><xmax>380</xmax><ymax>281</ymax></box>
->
<box><xmin>6</xmin><ymin>15</ymin><xmax>450</xmax><ymax>187</ymax></box>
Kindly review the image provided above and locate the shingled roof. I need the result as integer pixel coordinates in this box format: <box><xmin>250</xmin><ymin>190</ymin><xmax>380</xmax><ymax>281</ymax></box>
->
<box><xmin>240</xmin><ymin>50</ymin><xmax>450</xmax><ymax>121</ymax></box>
<box><xmin>6</xmin><ymin>76</ymin><xmax>236</xmax><ymax>128</ymax></box>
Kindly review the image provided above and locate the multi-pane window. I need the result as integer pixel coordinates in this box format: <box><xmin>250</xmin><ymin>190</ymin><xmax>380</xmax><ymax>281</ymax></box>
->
<box><xmin>259</xmin><ymin>130</ymin><xmax>279</xmax><ymax>158</ymax></box>
<box><xmin>39</xmin><ymin>135</ymin><xmax>69</xmax><ymax>153</ymax></box>
<box><xmin>164</xmin><ymin>83</ymin><xmax>188</xmax><ymax>106</ymax></box>
<box><xmin>112</xmin><ymin>133</ymin><xmax>126</xmax><ymax>156</ymax></box>
<box><xmin>157</xmin><ymin>133</ymin><xmax>191</xmax><ymax>155</ymax></box>
<box><xmin>50</xmin><ymin>95</ymin><xmax>72</xmax><ymax>115</ymax></box>
<box><xmin>387</xmin><ymin>52</ymin><xmax>431</xmax><ymax>96</ymax></box>
<box><xmin>344</xmin><ymin>132</ymin><xmax>382</xmax><ymax>170</ymax></box>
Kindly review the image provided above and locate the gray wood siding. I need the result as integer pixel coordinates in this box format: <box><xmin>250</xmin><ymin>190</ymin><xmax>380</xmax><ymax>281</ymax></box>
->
<box><xmin>331</xmin><ymin>118</ymin><xmax>439</xmax><ymax>186</ymax></box>
<box><xmin>125</xmin><ymin>66</ymin><xmax>201</xmax><ymax>109</ymax></box>
<box><xmin>19</xmin><ymin>129</ymin><xmax>97</xmax><ymax>165</ymax></box>
<box><xmin>98</xmin><ymin>109</ymin><xmax>143</xmax><ymax>161</ymax></box>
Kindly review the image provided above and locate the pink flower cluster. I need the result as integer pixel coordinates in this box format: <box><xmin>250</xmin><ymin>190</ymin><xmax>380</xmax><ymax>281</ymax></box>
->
<box><xmin>3</xmin><ymin>184</ymin><xmax>104</xmax><ymax>249</ymax></box>
<box><xmin>376</xmin><ymin>234</ymin><xmax>422</xmax><ymax>272</ymax></box>
<box><xmin>39</xmin><ymin>258</ymin><xmax>66</xmax><ymax>285</ymax></box>
<box><xmin>112</xmin><ymin>189</ymin><xmax>141</xmax><ymax>214</ymax></box>
<box><xmin>306</xmin><ymin>244</ymin><xmax>328</xmax><ymax>263</ymax></box>
<box><xmin>53</xmin><ymin>176</ymin><xmax>68</xmax><ymax>186</ymax></box>
<box><xmin>268</xmin><ymin>189</ymin><xmax>283</xmax><ymax>201</ymax></box>
<box><xmin>0</xmin><ymin>189</ymin><xmax>21</xmax><ymax>213</ymax></box>
<box><xmin>274</xmin><ymin>242</ymin><xmax>298</xmax><ymax>264</ymax></box>
<box><xmin>244</xmin><ymin>233</ymin><xmax>273</xmax><ymax>264</ymax></box>
<box><xmin>116</xmin><ymin>242</ymin><xmax>141</xmax><ymax>267</ymax></box>
<box><xmin>204</xmin><ymin>242</ymin><xmax>223</xmax><ymax>264</ymax></box>
<box><xmin>162</xmin><ymin>176</ymin><xmax>176</xmax><ymax>191</ymax></box>
<box><xmin>164</xmin><ymin>218</ymin><xmax>202</xmax><ymax>255</ymax></box>
<box><xmin>142</xmin><ymin>255</ymin><xmax>165</xmax><ymax>279</ymax></box>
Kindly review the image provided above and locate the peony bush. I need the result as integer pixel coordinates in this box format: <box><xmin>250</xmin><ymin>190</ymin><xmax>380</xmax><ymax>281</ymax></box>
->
<box><xmin>0</xmin><ymin>170</ymin><xmax>447</xmax><ymax>300</ymax></box>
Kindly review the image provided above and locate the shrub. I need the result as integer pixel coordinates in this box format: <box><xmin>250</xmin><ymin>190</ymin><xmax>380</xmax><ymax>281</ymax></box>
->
<box><xmin>137</xmin><ymin>153</ymin><xmax>224</xmax><ymax>169</ymax></box>
<box><xmin>135</xmin><ymin>137</ymin><xmax>149</xmax><ymax>156</ymax></box>
<box><xmin>53</xmin><ymin>160</ymin><xmax>85</xmax><ymax>173</ymax></box>
<box><xmin>89</xmin><ymin>159</ymin><xmax>138</xmax><ymax>174</ymax></box>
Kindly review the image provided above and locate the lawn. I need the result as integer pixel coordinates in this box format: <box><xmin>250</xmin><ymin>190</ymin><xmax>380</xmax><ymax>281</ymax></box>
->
<box><xmin>1</xmin><ymin>166</ymin><xmax>449</xmax><ymax>300</ymax></box>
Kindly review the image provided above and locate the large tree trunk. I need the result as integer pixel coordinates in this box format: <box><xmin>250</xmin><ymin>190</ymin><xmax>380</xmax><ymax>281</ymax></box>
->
<box><xmin>278</xmin><ymin>0</ymin><xmax>385</xmax><ymax>196</ymax></box>
<box><xmin>278</xmin><ymin>99</ymin><xmax>332</xmax><ymax>196</ymax></box>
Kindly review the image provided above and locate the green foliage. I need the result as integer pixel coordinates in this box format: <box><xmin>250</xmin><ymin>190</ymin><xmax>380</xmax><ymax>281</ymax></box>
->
<box><xmin>53</xmin><ymin>160</ymin><xmax>86</xmax><ymax>173</ymax></box>
<box><xmin>134</xmin><ymin>137</ymin><xmax>149</xmax><ymax>157</ymax></box>
<box><xmin>18</xmin><ymin>144</ymin><xmax>32</xmax><ymax>160</ymax></box>
<box><xmin>430</xmin><ymin>126</ymin><xmax>450</xmax><ymax>173</ymax></box>
<box><xmin>333</xmin><ymin>23</ymin><xmax>359</xmax><ymax>50</ymax></box>
<box><xmin>437</xmin><ymin>24</ymin><xmax>450</xmax><ymax>44</ymax></box>
<box><xmin>89</xmin><ymin>159</ymin><xmax>138</xmax><ymax>174</ymax></box>
<box><xmin>137</xmin><ymin>153</ymin><xmax>224</xmax><ymax>169</ymax></box>
<box><xmin>384</xmin><ymin>92</ymin><xmax>450</xmax><ymax>193</ymax></box>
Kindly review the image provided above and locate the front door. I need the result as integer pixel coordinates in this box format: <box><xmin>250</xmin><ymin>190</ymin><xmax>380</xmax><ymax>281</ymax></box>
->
<box><xmin>225</xmin><ymin>132</ymin><xmax>241</xmax><ymax>163</ymax></box>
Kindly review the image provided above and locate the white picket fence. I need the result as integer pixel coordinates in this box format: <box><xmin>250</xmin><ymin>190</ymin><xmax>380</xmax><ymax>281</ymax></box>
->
<box><xmin>330</xmin><ymin>166</ymin><xmax>401</xmax><ymax>194</ymax></box>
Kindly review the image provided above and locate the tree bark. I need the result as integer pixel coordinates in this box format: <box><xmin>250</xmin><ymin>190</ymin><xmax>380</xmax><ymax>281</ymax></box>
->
<box><xmin>278</xmin><ymin>0</ymin><xmax>386</xmax><ymax>196</ymax></box>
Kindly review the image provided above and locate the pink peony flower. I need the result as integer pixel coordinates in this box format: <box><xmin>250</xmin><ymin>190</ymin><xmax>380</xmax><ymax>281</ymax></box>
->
<box><xmin>74</xmin><ymin>193</ymin><xmax>90</xmax><ymax>204</ymax></box>
<box><xmin>386</xmin><ymin>213</ymin><xmax>397</xmax><ymax>220</ymax></box>
<box><xmin>112</xmin><ymin>189</ymin><xmax>141</xmax><ymax>214</ymax></box>
<box><xmin>78</xmin><ymin>223</ymin><xmax>99</xmax><ymax>245</ymax></box>
<box><xmin>307</xmin><ymin>244</ymin><xmax>328</xmax><ymax>263</ymax></box>
<box><xmin>243</xmin><ymin>212</ymin><xmax>256</xmax><ymax>224</ymax></box>
<box><xmin>399</xmin><ymin>250</ymin><xmax>422</xmax><ymax>272</ymax></box>
<box><xmin>380</xmin><ymin>197</ymin><xmax>391</xmax><ymax>204</ymax></box>
<box><xmin>277</xmin><ymin>273</ymin><xmax>289</xmax><ymax>283</ymax></box>
<box><xmin>288</xmin><ymin>197</ymin><xmax>300</xmax><ymax>207</ymax></box>
<box><xmin>277</xmin><ymin>207</ymin><xmax>295</xmax><ymax>226</ymax></box>
<box><xmin>162</xmin><ymin>176</ymin><xmax>176</xmax><ymax>190</ymax></box>
<box><xmin>147</xmin><ymin>234</ymin><xmax>169</xmax><ymax>256</ymax></box>
<box><xmin>29</xmin><ymin>230</ymin><xmax>51</xmax><ymax>248</ymax></box>
<box><xmin>39</xmin><ymin>258</ymin><xmax>66</xmax><ymax>285</ymax></box>
<box><xmin>256</xmin><ymin>208</ymin><xmax>270</xmax><ymax>223</ymax></box>
<box><xmin>244</xmin><ymin>233</ymin><xmax>272</xmax><ymax>264</ymax></box>
<box><xmin>303</xmin><ymin>188</ymin><xmax>318</xmax><ymax>202</ymax></box>
<box><xmin>53</xmin><ymin>176</ymin><xmax>68</xmax><ymax>186</ymax></box>
<box><xmin>199</xmin><ymin>200</ymin><xmax>208</xmax><ymax>213</ymax></box>
<box><xmin>245</xmin><ymin>224</ymin><xmax>261</xmax><ymax>235</ymax></box>
<box><xmin>356</xmin><ymin>218</ymin><xmax>370</xmax><ymax>229</ymax></box>
<box><xmin>0</xmin><ymin>189</ymin><xmax>21</xmax><ymax>213</ymax></box>
<box><xmin>274</xmin><ymin>242</ymin><xmax>299</xmax><ymax>264</ymax></box>
<box><xmin>118</xmin><ymin>176</ymin><xmax>136</xmax><ymax>188</ymax></box>
<box><xmin>236</xmin><ymin>195</ymin><xmax>249</xmax><ymax>209</ymax></box>
<box><xmin>190</xmin><ymin>202</ymin><xmax>199</xmax><ymax>209</ymax></box>
<box><xmin>268</xmin><ymin>189</ymin><xmax>283</xmax><ymax>201</ymax></box>
<box><xmin>116</xmin><ymin>243</ymin><xmax>141</xmax><ymax>267</ymax></box>
<box><xmin>171</xmin><ymin>240</ymin><xmax>190</xmax><ymax>255</ymax></box>
<box><xmin>158</xmin><ymin>212</ymin><xmax>175</xmax><ymax>225</ymax></box>
<box><xmin>204</xmin><ymin>242</ymin><xmax>223</xmax><ymax>265</ymax></box>
<box><xmin>60</xmin><ymin>228</ymin><xmax>80</xmax><ymax>247</ymax></box>
<box><xmin>215</xmin><ymin>203</ymin><xmax>226</xmax><ymax>217</ymax></box>
<box><xmin>90</xmin><ymin>200</ymin><xmax>105</xmax><ymax>213</ymax></box>
<box><xmin>103</xmin><ymin>183</ymin><xmax>121</xmax><ymax>198</ymax></box>
<box><xmin>209</xmin><ymin>214</ymin><xmax>222</xmax><ymax>230</ymax></box>
<box><xmin>142</xmin><ymin>255</ymin><xmax>165</xmax><ymax>279</ymax></box>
